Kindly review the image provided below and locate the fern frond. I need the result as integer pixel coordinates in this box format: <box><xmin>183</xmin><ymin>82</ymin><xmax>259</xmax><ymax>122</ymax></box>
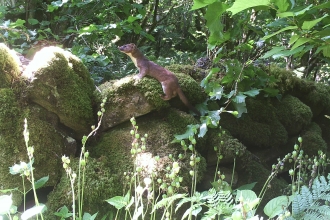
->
<box><xmin>291</xmin><ymin>175</ymin><xmax>330</xmax><ymax>219</ymax></box>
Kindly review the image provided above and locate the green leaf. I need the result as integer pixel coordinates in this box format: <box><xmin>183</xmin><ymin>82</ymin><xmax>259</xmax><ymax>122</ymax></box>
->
<box><xmin>205</xmin><ymin>2</ymin><xmax>228</xmax><ymax>45</ymax></box>
<box><xmin>236</xmin><ymin>190</ymin><xmax>257</xmax><ymax>203</ymax></box>
<box><xmin>34</xmin><ymin>176</ymin><xmax>49</xmax><ymax>189</ymax></box>
<box><xmin>54</xmin><ymin>206</ymin><xmax>73</xmax><ymax>218</ymax></box>
<box><xmin>264</xmin><ymin>195</ymin><xmax>291</xmax><ymax>218</ymax></box>
<box><xmin>105</xmin><ymin>195</ymin><xmax>129</xmax><ymax>210</ymax></box>
<box><xmin>198</xmin><ymin>122</ymin><xmax>208</xmax><ymax>138</ymax></box>
<box><xmin>273</xmin><ymin>45</ymin><xmax>306</xmax><ymax>58</ymax></box>
<box><xmin>232</xmin><ymin>101</ymin><xmax>247</xmax><ymax>118</ymax></box>
<box><xmin>9</xmin><ymin>19</ymin><xmax>25</xmax><ymax>28</ymax></box>
<box><xmin>173</xmin><ymin>124</ymin><xmax>199</xmax><ymax>141</ymax></box>
<box><xmin>243</xmin><ymin>89</ymin><xmax>260</xmax><ymax>97</ymax></box>
<box><xmin>28</xmin><ymin>18</ymin><xmax>39</xmax><ymax>25</ymax></box>
<box><xmin>235</xmin><ymin>182</ymin><xmax>257</xmax><ymax>191</ymax></box>
<box><xmin>0</xmin><ymin>188</ymin><xmax>18</xmax><ymax>193</ymax></box>
<box><xmin>191</xmin><ymin>0</ymin><xmax>217</xmax><ymax>10</ymax></box>
<box><xmin>127</xmin><ymin>15</ymin><xmax>141</xmax><ymax>23</ymax></box>
<box><xmin>289</xmin><ymin>35</ymin><xmax>299</xmax><ymax>45</ymax></box>
<box><xmin>227</xmin><ymin>0</ymin><xmax>270</xmax><ymax>16</ymax></box>
<box><xmin>209</xmin><ymin>85</ymin><xmax>224</xmax><ymax>100</ymax></box>
<box><xmin>83</xmin><ymin>212</ymin><xmax>98</xmax><ymax>220</ymax></box>
<box><xmin>277</xmin><ymin>4</ymin><xmax>312</xmax><ymax>17</ymax></box>
<box><xmin>274</xmin><ymin>0</ymin><xmax>290</xmax><ymax>12</ymax></box>
<box><xmin>21</xmin><ymin>204</ymin><xmax>47</xmax><ymax>220</ymax></box>
<box><xmin>262</xmin><ymin>26</ymin><xmax>298</xmax><ymax>40</ymax></box>
<box><xmin>232</xmin><ymin>93</ymin><xmax>247</xmax><ymax>103</ymax></box>
<box><xmin>261</xmin><ymin>46</ymin><xmax>285</xmax><ymax>59</ymax></box>
<box><xmin>320</xmin><ymin>44</ymin><xmax>330</xmax><ymax>57</ymax></box>
<box><xmin>302</xmin><ymin>14</ymin><xmax>328</xmax><ymax>30</ymax></box>
<box><xmin>291</xmin><ymin>37</ymin><xmax>311</xmax><ymax>50</ymax></box>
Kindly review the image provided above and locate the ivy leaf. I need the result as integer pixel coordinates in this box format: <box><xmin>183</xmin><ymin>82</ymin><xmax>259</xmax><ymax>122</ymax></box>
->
<box><xmin>227</xmin><ymin>0</ymin><xmax>270</xmax><ymax>16</ymax></box>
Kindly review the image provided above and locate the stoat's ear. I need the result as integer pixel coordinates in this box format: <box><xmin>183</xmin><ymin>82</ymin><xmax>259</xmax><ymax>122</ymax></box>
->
<box><xmin>130</xmin><ymin>43</ymin><xmax>136</xmax><ymax>48</ymax></box>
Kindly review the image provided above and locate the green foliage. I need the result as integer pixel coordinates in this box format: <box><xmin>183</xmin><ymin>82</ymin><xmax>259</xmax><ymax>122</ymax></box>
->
<box><xmin>264</xmin><ymin>175</ymin><xmax>330</xmax><ymax>220</ymax></box>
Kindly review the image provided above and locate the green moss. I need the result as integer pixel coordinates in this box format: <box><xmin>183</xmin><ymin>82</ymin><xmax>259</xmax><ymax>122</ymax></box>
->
<box><xmin>0</xmin><ymin>101</ymin><xmax>64</xmax><ymax>206</ymax></box>
<box><xmin>221</xmin><ymin>113</ymin><xmax>271</xmax><ymax>149</ymax></box>
<box><xmin>90</xmin><ymin>109</ymin><xmax>205</xmax><ymax>190</ymax></box>
<box><xmin>45</xmin><ymin>157</ymin><xmax>119</xmax><ymax>218</ymax></box>
<box><xmin>0</xmin><ymin>88</ymin><xmax>19</xmax><ymax>134</ymax></box>
<box><xmin>26</xmin><ymin>47</ymin><xmax>95</xmax><ymax>135</ymax></box>
<box><xmin>99</xmin><ymin>70</ymin><xmax>204</xmax><ymax>112</ymax></box>
<box><xmin>268</xmin><ymin>65</ymin><xmax>316</xmax><ymax>96</ymax></box>
<box><xmin>0</xmin><ymin>44</ymin><xmax>20</xmax><ymax>88</ymax></box>
<box><xmin>274</xmin><ymin>95</ymin><xmax>313</xmax><ymax>136</ymax></box>
<box><xmin>166</xmin><ymin>64</ymin><xmax>205</xmax><ymax>81</ymax></box>
<box><xmin>300</xmin><ymin>84</ymin><xmax>330</xmax><ymax>117</ymax></box>
<box><xmin>205</xmin><ymin>128</ymin><xmax>248</xmax><ymax>166</ymax></box>
<box><xmin>301</xmin><ymin>122</ymin><xmax>327</xmax><ymax>156</ymax></box>
<box><xmin>137</xmin><ymin>77</ymin><xmax>170</xmax><ymax>109</ymax></box>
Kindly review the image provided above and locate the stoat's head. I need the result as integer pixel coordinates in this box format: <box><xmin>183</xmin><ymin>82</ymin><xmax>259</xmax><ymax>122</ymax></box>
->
<box><xmin>118</xmin><ymin>43</ymin><xmax>136</xmax><ymax>54</ymax></box>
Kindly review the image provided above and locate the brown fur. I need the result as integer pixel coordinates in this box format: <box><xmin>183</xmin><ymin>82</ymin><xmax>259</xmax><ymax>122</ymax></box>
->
<box><xmin>119</xmin><ymin>43</ymin><xmax>200</xmax><ymax>115</ymax></box>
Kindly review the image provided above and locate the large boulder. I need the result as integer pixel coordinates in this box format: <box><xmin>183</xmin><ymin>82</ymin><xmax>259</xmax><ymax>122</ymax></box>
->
<box><xmin>98</xmin><ymin>71</ymin><xmax>204</xmax><ymax>131</ymax></box>
<box><xmin>23</xmin><ymin>46</ymin><xmax>96</xmax><ymax>136</ymax></box>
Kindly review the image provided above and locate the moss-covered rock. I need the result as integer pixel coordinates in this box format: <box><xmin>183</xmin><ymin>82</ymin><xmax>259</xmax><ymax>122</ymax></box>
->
<box><xmin>165</xmin><ymin>64</ymin><xmax>206</xmax><ymax>81</ymax></box>
<box><xmin>268</xmin><ymin>65</ymin><xmax>316</xmax><ymax>96</ymax></box>
<box><xmin>300</xmin><ymin>122</ymin><xmax>327</xmax><ymax>156</ymax></box>
<box><xmin>45</xmin><ymin>157</ymin><xmax>119</xmax><ymax>218</ymax></box>
<box><xmin>274</xmin><ymin>95</ymin><xmax>313</xmax><ymax>136</ymax></box>
<box><xmin>0</xmin><ymin>43</ymin><xmax>20</xmax><ymax>88</ymax></box>
<box><xmin>220</xmin><ymin>97</ymin><xmax>287</xmax><ymax>149</ymax></box>
<box><xmin>98</xmin><ymin>71</ymin><xmax>204</xmax><ymax>130</ymax></box>
<box><xmin>299</xmin><ymin>84</ymin><xmax>330</xmax><ymax>117</ymax></box>
<box><xmin>0</xmin><ymin>92</ymin><xmax>66</xmax><ymax>205</ymax></box>
<box><xmin>23</xmin><ymin>47</ymin><xmax>95</xmax><ymax>136</ymax></box>
<box><xmin>90</xmin><ymin>109</ymin><xmax>206</xmax><ymax>192</ymax></box>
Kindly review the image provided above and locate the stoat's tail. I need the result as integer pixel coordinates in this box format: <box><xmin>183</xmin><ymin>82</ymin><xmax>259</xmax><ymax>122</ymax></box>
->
<box><xmin>177</xmin><ymin>88</ymin><xmax>200</xmax><ymax>116</ymax></box>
